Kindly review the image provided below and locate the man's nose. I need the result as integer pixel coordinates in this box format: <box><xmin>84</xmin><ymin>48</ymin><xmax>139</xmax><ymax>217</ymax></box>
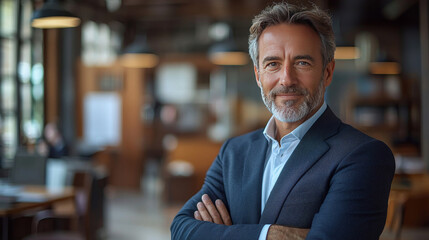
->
<box><xmin>279</xmin><ymin>65</ymin><xmax>296</xmax><ymax>86</ymax></box>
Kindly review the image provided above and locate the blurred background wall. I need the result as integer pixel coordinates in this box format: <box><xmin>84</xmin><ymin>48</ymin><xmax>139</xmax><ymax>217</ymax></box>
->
<box><xmin>1</xmin><ymin>0</ymin><xmax>426</xmax><ymax>185</ymax></box>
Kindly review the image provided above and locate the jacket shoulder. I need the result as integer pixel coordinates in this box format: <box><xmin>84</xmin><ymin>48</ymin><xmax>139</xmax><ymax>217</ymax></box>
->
<box><xmin>336</xmin><ymin>122</ymin><xmax>386</xmax><ymax>146</ymax></box>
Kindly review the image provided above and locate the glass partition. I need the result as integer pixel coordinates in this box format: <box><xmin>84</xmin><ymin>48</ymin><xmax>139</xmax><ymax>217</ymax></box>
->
<box><xmin>0</xmin><ymin>0</ymin><xmax>43</xmax><ymax>168</ymax></box>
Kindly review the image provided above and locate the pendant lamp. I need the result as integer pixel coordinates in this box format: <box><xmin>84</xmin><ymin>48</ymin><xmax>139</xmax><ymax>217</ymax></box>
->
<box><xmin>370</xmin><ymin>53</ymin><xmax>401</xmax><ymax>75</ymax></box>
<box><xmin>208</xmin><ymin>39</ymin><xmax>248</xmax><ymax>66</ymax></box>
<box><xmin>369</xmin><ymin>61</ymin><xmax>401</xmax><ymax>75</ymax></box>
<box><xmin>31</xmin><ymin>0</ymin><xmax>81</xmax><ymax>29</ymax></box>
<box><xmin>334</xmin><ymin>46</ymin><xmax>360</xmax><ymax>60</ymax></box>
<box><xmin>121</xmin><ymin>34</ymin><xmax>159</xmax><ymax>68</ymax></box>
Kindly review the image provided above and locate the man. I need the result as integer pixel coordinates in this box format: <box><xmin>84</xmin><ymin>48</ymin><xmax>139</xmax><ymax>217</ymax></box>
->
<box><xmin>37</xmin><ymin>122</ymin><xmax>68</xmax><ymax>158</ymax></box>
<box><xmin>171</xmin><ymin>2</ymin><xmax>395</xmax><ymax>240</ymax></box>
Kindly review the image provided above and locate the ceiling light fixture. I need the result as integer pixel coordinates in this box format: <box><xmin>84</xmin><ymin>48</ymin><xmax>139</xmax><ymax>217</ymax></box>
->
<box><xmin>31</xmin><ymin>0</ymin><xmax>81</xmax><ymax>29</ymax></box>
<box><xmin>209</xmin><ymin>39</ymin><xmax>249</xmax><ymax>66</ymax></box>
<box><xmin>121</xmin><ymin>34</ymin><xmax>159</xmax><ymax>68</ymax></box>
<box><xmin>369</xmin><ymin>62</ymin><xmax>401</xmax><ymax>75</ymax></box>
<box><xmin>208</xmin><ymin>22</ymin><xmax>248</xmax><ymax>66</ymax></box>
<box><xmin>334</xmin><ymin>46</ymin><xmax>360</xmax><ymax>60</ymax></box>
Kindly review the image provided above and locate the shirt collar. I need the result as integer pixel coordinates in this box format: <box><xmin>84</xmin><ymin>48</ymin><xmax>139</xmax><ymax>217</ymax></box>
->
<box><xmin>263</xmin><ymin>102</ymin><xmax>327</xmax><ymax>143</ymax></box>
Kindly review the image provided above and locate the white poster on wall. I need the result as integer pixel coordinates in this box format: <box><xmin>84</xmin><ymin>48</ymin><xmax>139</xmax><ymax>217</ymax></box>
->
<box><xmin>84</xmin><ymin>92</ymin><xmax>121</xmax><ymax>146</ymax></box>
<box><xmin>155</xmin><ymin>63</ymin><xmax>197</xmax><ymax>104</ymax></box>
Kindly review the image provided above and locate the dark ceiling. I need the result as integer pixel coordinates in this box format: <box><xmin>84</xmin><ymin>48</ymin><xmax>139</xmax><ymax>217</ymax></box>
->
<box><xmin>43</xmin><ymin>0</ymin><xmax>420</xmax><ymax>55</ymax></box>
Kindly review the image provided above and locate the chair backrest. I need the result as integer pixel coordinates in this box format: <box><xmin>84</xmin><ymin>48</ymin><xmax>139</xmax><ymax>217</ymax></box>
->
<box><xmin>25</xmin><ymin>170</ymin><xmax>106</xmax><ymax>240</ymax></box>
<box><xmin>11</xmin><ymin>152</ymin><xmax>47</xmax><ymax>185</ymax></box>
<box><xmin>89</xmin><ymin>172</ymin><xmax>108</xmax><ymax>234</ymax></box>
<box><xmin>70</xmin><ymin>170</ymin><xmax>93</xmax><ymax>240</ymax></box>
<box><xmin>72</xmin><ymin>170</ymin><xmax>107</xmax><ymax>240</ymax></box>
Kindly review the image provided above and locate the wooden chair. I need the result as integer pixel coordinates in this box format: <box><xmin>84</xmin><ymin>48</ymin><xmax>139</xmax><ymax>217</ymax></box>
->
<box><xmin>384</xmin><ymin>191</ymin><xmax>408</xmax><ymax>239</ymax></box>
<box><xmin>383</xmin><ymin>174</ymin><xmax>429</xmax><ymax>240</ymax></box>
<box><xmin>24</xmin><ymin>171</ymin><xmax>94</xmax><ymax>240</ymax></box>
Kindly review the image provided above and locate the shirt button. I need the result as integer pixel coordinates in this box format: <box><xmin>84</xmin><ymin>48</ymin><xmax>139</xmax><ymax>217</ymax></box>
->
<box><xmin>281</xmin><ymin>154</ymin><xmax>284</xmax><ymax>157</ymax></box>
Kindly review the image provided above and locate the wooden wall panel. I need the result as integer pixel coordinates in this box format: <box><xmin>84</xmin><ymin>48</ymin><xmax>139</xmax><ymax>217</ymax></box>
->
<box><xmin>116</xmin><ymin>68</ymin><xmax>145</xmax><ymax>189</ymax></box>
<box><xmin>44</xmin><ymin>29</ymin><xmax>59</xmax><ymax>124</ymax></box>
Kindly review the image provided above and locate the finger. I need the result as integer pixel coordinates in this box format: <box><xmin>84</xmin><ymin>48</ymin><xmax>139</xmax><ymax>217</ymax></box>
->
<box><xmin>202</xmin><ymin>194</ymin><xmax>223</xmax><ymax>224</ymax></box>
<box><xmin>194</xmin><ymin>210</ymin><xmax>203</xmax><ymax>221</ymax></box>
<box><xmin>197</xmin><ymin>202</ymin><xmax>213</xmax><ymax>222</ymax></box>
<box><xmin>215</xmin><ymin>199</ymin><xmax>232</xmax><ymax>225</ymax></box>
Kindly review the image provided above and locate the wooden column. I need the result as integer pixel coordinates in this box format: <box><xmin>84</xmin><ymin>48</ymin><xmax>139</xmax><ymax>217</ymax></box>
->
<box><xmin>76</xmin><ymin>61</ymin><xmax>146</xmax><ymax>189</ymax></box>
<box><xmin>420</xmin><ymin>0</ymin><xmax>429</xmax><ymax>171</ymax></box>
<box><xmin>116</xmin><ymin>68</ymin><xmax>145</xmax><ymax>189</ymax></box>
<box><xmin>43</xmin><ymin>29</ymin><xmax>60</xmax><ymax>124</ymax></box>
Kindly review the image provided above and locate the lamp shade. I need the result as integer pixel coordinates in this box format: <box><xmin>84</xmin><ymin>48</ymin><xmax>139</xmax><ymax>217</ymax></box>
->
<box><xmin>208</xmin><ymin>39</ymin><xmax>248</xmax><ymax>66</ymax></box>
<box><xmin>121</xmin><ymin>35</ymin><xmax>159</xmax><ymax>68</ymax></box>
<box><xmin>369</xmin><ymin>53</ymin><xmax>401</xmax><ymax>75</ymax></box>
<box><xmin>31</xmin><ymin>0</ymin><xmax>80</xmax><ymax>29</ymax></box>
<box><xmin>334</xmin><ymin>46</ymin><xmax>360</xmax><ymax>60</ymax></box>
<box><xmin>369</xmin><ymin>62</ymin><xmax>401</xmax><ymax>75</ymax></box>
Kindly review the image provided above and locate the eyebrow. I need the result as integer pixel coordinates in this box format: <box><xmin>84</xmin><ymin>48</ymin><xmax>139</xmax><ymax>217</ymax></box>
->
<box><xmin>261</xmin><ymin>54</ymin><xmax>315</xmax><ymax>66</ymax></box>
<box><xmin>294</xmin><ymin>55</ymin><xmax>315</xmax><ymax>62</ymax></box>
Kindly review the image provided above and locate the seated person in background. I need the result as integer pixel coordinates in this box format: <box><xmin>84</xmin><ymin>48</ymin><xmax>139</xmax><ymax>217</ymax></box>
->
<box><xmin>37</xmin><ymin>122</ymin><xmax>68</xmax><ymax>158</ymax></box>
<box><xmin>171</xmin><ymin>2</ymin><xmax>395</xmax><ymax>240</ymax></box>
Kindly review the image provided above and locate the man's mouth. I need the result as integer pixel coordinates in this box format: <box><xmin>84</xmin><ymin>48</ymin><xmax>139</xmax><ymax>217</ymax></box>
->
<box><xmin>275</xmin><ymin>92</ymin><xmax>303</xmax><ymax>101</ymax></box>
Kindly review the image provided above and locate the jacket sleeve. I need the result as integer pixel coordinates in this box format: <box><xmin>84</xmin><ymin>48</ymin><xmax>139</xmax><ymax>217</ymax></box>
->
<box><xmin>170</xmin><ymin>139</ymin><xmax>265</xmax><ymax>240</ymax></box>
<box><xmin>306</xmin><ymin>139</ymin><xmax>395</xmax><ymax>240</ymax></box>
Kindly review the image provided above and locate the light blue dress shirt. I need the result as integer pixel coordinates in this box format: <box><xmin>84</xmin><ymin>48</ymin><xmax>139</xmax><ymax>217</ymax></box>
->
<box><xmin>258</xmin><ymin>102</ymin><xmax>327</xmax><ymax>240</ymax></box>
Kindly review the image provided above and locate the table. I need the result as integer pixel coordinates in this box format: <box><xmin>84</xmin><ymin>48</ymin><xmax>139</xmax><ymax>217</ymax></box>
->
<box><xmin>0</xmin><ymin>185</ymin><xmax>75</xmax><ymax>240</ymax></box>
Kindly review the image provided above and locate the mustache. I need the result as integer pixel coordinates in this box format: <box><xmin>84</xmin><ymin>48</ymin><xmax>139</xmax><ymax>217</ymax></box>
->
<box><xmin>269</xmin><ymin>85</ymin><xmax>308</xmax><ymax>98</ymax></box>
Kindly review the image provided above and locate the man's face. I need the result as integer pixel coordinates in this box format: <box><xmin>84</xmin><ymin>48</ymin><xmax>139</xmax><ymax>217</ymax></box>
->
<box><xmin>254</xmin><ymin>23</ymin><xmax>334</xmax><ymax>123</ymax></box>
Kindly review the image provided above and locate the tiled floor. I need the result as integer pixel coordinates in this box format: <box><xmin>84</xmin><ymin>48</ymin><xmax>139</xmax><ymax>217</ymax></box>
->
<box><xmin>105</xmin><ymin>159</ymin><xmax>181</xmax><ymax>240</ymax></box>
<box><xmin>106</xmin><ymin>188</ymin><xmax>181</xmax><ymax>240</ymax></box>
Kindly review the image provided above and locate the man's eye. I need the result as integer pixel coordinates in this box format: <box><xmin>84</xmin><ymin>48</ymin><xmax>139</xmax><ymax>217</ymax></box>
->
<box><xmin>297</xmin><ymin>61</ymin><xmax>310</xmax><ymax>66</ymax></box>
<box><xmin>266</xmin><ymin>62</ymin><xmax>279</xmax><ymax>68</ymax></box>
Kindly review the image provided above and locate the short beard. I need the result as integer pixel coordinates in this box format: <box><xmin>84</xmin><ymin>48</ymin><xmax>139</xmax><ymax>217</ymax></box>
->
<box><xmin>260</xmin><ymin>78</ymin><xmax>325</xmax><ymax>123</ymax></box>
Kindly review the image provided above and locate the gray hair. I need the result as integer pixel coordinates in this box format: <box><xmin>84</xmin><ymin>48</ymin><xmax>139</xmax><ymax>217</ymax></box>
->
<box><xmin>249</xmin><ymin>2</ymin><xmax>336</xmax><ymax>70</ymax></box>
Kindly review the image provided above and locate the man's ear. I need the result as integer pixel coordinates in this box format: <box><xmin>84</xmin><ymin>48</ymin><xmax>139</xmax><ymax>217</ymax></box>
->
<box><xmin>323</xmin><ymin>60</ymin><xmax>335</xmax><ymax>88</ymax></box>
<box><xmin>254</xmin><ymin>65</ymin><xmax>261</xmax><ymax>88</ymax></box>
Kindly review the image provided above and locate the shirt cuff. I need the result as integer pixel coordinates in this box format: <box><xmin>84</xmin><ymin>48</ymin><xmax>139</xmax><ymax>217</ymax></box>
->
<box><xmin>258</xmin><ymin>224</ymin><xmax>271</xmax><ymax>240</ymax></box>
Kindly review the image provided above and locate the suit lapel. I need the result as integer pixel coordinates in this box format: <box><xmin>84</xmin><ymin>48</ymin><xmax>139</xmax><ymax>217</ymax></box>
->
<box><xmin>239</xmin><ymin>132</ymin><xmax>268</xmax><ymax>223</ymax></box>
<box><xmin>259</xmin><ymin>107</ymin><xmax>340</xmax><ymax>224</ymax></box>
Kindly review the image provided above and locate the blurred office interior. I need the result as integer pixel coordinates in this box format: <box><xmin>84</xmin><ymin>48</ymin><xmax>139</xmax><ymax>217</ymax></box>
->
<box><xmin>0</xmin><ymin>0</ymin><xmax>428</xmax><ymax>239</ymax></box>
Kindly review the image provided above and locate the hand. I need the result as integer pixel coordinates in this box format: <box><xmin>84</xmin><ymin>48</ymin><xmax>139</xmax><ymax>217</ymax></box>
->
<box><xmin>194</xmin><ymin>194</ymin><xmax>232</xmax><ymax>225</ymax></box>
<box><xmin>267</xmin><ymin>225</ymin><xmax>310</xmax><ymax>240</ymax></box>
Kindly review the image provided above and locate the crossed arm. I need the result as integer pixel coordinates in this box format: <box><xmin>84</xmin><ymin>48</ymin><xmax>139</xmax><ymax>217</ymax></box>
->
<box><xmin>172</xmin><ymin>137</ymin><xmax>395</xmax><ymax>240</ymax></box>
<box><xmin>194</xmin><ymin>194</ymin><xmax>309</xmax><ymax>240</ymax></box>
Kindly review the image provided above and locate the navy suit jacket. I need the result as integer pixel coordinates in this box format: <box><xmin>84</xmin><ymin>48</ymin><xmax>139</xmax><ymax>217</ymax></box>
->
<box><xmin>171</xmin><ymin>107</ymin><xmax>395</xmax><ymax>240</ymax></box>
